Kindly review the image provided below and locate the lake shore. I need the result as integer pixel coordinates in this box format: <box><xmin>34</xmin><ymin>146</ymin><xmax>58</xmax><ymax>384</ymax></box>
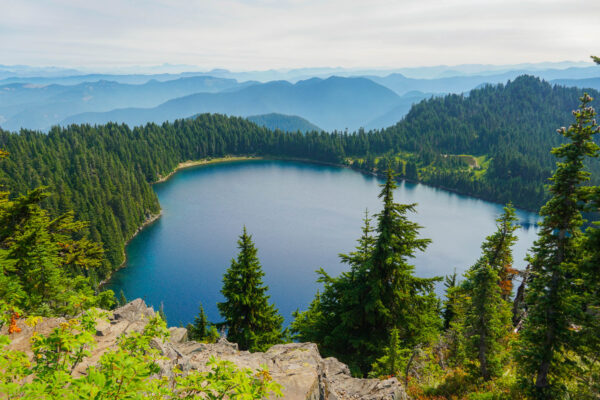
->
<box><xmin>98</xmin><ymin>210</ymin><xmax>163</xmax><ymax>288</ymax></box>
<box><xmin>155</xmin><ymin>156</ymin><xmax>265</xmax><ymax>184</ymax></box>
<box><xmin>101</xmin><ymin>154</ymin><xmax>539</xmax><ymax>289</ymax></box>
<box><xmin>100</xmin><ymin>156</ymin><xmax>264</xmax><ymax>288</ymax></box>
<box><xmin>105</xmin><ymin>156</ymin><xmax>540</xmax><ymax>325</ymax></box>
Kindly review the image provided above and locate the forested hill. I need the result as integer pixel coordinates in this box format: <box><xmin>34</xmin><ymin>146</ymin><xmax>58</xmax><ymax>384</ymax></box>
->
<box><xmin>246</xmin><ymin>113</ymin><xmax>322</xmax><ymax>133</ymax></box>
<box><xmin>0</xmin><ymin>116</ymin><xmax>343</xmax><ymax>277</ymax></box>
<box><xmin>0</xmin><ymin>75</ymin><xmax>597</xmax><ymax>278</ymax></box>
<box><xmin>379</xmin><ymin>75</ymin><xmax>600</xmax><ymax>208</ymax></box>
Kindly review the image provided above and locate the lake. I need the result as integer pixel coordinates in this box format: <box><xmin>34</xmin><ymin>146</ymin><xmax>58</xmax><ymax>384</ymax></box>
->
<box><xmin>107</xmin><ymin>160</ymin><xmax>540</xmax><ymax>326</ymax></box>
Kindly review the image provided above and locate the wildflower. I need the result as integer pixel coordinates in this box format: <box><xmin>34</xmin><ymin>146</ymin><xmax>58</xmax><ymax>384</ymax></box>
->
<box><xmin>8</xmin><ymin>312</ymin><xmax>21</xmax><ymax>334</ymax></box>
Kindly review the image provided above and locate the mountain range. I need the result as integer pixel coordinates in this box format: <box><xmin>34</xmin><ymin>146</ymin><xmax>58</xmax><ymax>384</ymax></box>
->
<box><xmin>61</xmin><ymin>77</ymin><xmax>427</xmax><ymax>132</ymax></box>
<box><xmin>0</xmin><ymin>76</ymin><xmax>253</xmax><ymax>131</ymax></box>
<box><xmin>1</xmin><ymin>63</ymin><xmax>599</xmax><ymax>133</ymax></box>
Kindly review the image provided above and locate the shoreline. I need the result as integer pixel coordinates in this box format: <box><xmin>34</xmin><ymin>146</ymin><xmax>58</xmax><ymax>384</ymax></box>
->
<box><xmin>98</xmin><ymin>211</ymin><xmax>163</xmax><ymax>288</ymax></box>
<box><xmin>270</xmin><ymin>157</ymin><xmax>540</xmax><ymax>213</ymax></box>
<box><xmin>100</xmin><ymin>154</ymin><xmax>539</xmax><ymax>289</ymax></box>
<box><xmin>99</xmin><ymin>156</ymin><xmax>264</xmax><ymax>288</ymax></box>
<box><xmin>154</xmin><ymin>156</ymin><xmax>265</xmax><ymax>184</ymax></box>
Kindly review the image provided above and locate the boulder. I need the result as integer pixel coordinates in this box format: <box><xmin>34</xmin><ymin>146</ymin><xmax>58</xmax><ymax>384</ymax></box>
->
<box><xmin>168</xmin><ymin>327</ymin><xmax>188</xmax><ymax>343</ymax></box>
<box><xmin>4</xmin><ymin>299</ymin><xmax>408</xmax><ymax>399</ymax></box>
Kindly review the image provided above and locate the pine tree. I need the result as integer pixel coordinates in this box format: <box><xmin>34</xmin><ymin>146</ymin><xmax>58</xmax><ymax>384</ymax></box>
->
<box><xmin>482</xmin><ymin>204</ymin><xmax>519</xmax><ymax>300</ymax></box>
<box><xmin>293</xmin><ymin>170</ymin><xmax>441</xmax><ymax>375</ymax></box>
<box><xmin>462</xmin><ymin>260</ymin><xmax>512</xmax><ymax>381</ymax></box>
<box><xmin>442</xmin><ymin>270</ymin><xmax>458</xmax><ymax>330</ymax></box>
<box><xmin>217</xmin><ymin>227</ymin><xmax>284</xmax><ymax>352</ymax></box>
<box><xmin>516</xmin><ymin>94</ymin><xmax>599</xmax><ymax>397</ymax></box>
<box><xmin>366</xmin><ymin>169</ymin><xmax>441</xmax><ymax>350</ymax></box>
<box><xmin>187</xmin><ymin>302</ymin><xmax>219</xmax><ymax>343</ymax></box>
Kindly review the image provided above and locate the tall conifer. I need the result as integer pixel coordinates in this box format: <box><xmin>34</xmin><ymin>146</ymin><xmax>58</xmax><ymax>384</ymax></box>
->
<box><xmin>292</xmin><ymin>170</ymin><xmax>441</xmax><ymax>375</ymax></box>
<box><xmin>366</xmin><ymin>169</ymin><xmax>441</xmax><ymax>349</ymax></box>
<box><xmin>218</xmin><ymin>227</ymin><xmax>284</xmax><ymax>352</ymax></box>
<box><xmin>458</xmin><ymin>205</ymin><xmax>517</xmax><ymax>380</ymax></box>
<box><xmin>516</xmin><ymin>94</ymin><xmax>599</xmax><ymax>397</ymax></box>
<box><xmin>462</xmin><ymin>261</ymin><xmax>512</xmax><ymax>381</ymax></box>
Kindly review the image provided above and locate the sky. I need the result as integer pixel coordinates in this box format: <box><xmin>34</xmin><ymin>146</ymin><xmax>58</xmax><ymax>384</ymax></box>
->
<box><xmin>1</xmin><ymin>0</ymin><xmax>599</xmax><ymax>71</ymax></box>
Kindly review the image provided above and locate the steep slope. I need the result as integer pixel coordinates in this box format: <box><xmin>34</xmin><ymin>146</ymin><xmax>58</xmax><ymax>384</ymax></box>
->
<box><xmin>61</xmin><ymin>76</ymin><xmax>403</xmax><ymax>132</ymax></box>
<box><xmin>364</xmin><ymin>91</ymin><xmax>434</xmax><ymax>129</ymax></box>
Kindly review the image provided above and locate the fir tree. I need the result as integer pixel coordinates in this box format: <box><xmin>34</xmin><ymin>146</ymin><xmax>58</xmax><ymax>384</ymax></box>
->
<box><xmin>291</xmin><ymin>211</ymin><xmax>376</xmax><ymax>374</ymax></box>
<box><xmin>292</xmin><ymin>170</ymin><xmax>441</xmax><ymax>375</ymax></box>
<box><xmin>576</xmin><ymin>88</ymin><xmax>600</xmax><ymax>396</ymax></box>
<box><xmin>369</xmin><ymin>328</ymin><xmax>405</xmax><ymax>378</ymax></box>
<box><xmin>118</xmin><ymin>290</ymin><xmax>127</xmax><ymax>307</ymax></box>
<box><xmin>217</xmin><ymin>227</ymin><xmax>284</xmax><ymax>352</ymax></box>
<box><xmin>516</xmin><ymin>94</ymin><xmax>599</xmax><ymax>397</ymax></box>
<box><xmin>459</xmin><ymin>205</ymin><xmax>517</xmax><ymax>380</ymax></box>
<box><xmin>442</xmin><ymin>269</ymin><xmax>458</xmax><ymax>330</ymax></box>
<box><xmin>366</xmin><ymin>169</ymin><xmax>441</xmax><ymax>350</ymax></box>
<box><xmin>462</xmin><ymin>259</ymin><xmax>512</xmax><ymax>381</ymax></box>
<box><xmin>187</xmin><ymin>302</ymin><xmax>219</xmax><ymax>343</ymax></box>
<box><xmin>482</xmin><ymin>204</ymin><xmax>519</xmax><ymax>300</ymax></box>
<box><xmin>579</xmin><ymin>217</ymin><xmax>600</xmax><ymax>396</ymax></box>
<box><xmin>0</xmin><ymin>183</ymin><xmax>112</xmax><ymax>316</ymax></box>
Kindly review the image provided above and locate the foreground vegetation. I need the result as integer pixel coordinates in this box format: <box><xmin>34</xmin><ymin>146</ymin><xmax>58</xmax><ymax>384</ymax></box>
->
<box><xmin>0</xmin><ymin>310</ymin><xmax>282</xmax><ymax>399</ymax></box>
<box><xmin>0</xmin><ymin>150</ymin><xmax>283</xmax><ymax>398</ymax></box>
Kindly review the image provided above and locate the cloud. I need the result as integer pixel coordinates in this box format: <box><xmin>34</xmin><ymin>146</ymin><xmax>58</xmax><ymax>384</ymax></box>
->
<box><xmin>1</xmin><ymin>0</ymin><xmax>598</xmax><ymax>69</ymax></box>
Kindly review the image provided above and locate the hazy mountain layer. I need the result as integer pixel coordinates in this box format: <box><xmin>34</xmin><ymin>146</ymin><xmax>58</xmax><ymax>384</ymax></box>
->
<box><xmin>369</xmin><ymin>68</ymin><xmax>600</xmax><ymax>95</ymax></box>
<box><xmin>246</xmin><ymin>113</ymin><xmax>322</xmax><ymax>133</ymax></box>
<box><xmin>61</xmin><ymin>76</ymin><xmax>419</xmax><ymax>132</ymax></box>
<box><xmin>0</xmin><ymin>76</ymin><xmax>252</xmax><ymax>131</ymax></box>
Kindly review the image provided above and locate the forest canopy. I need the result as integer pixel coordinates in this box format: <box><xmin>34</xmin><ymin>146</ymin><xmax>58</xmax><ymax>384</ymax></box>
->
<box><xmin>0</xmin><ymin>76</ymin><xmax>597</xmax><ymax>278</ymax></box>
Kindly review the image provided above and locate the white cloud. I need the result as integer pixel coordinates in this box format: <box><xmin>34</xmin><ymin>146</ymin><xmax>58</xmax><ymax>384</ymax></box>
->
<box><xmin>0</xmin><ymin>0</ymin><xmax>598</xmax><ymax>69</ymax></box>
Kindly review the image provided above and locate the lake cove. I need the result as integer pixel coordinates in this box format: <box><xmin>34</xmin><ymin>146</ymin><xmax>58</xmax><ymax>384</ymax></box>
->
<box><xmin>107</xmin><ymin>160</ymin><xmax>539</xmax><ymax>326</ymax></box>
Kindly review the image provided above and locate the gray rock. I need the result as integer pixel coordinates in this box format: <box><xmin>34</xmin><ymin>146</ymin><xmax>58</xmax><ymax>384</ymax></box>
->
<box><xmin>168</xmin><ymin>327</ymin><xmax>188</xmax><ymax>343</ymax></box>
<box><xmin>112</xmin><ymin>298</ymin><xmax>155</xmax><ymax>322</ymax></box>
<box><xmin>5</xmin><ymin>299</ymin><xmax>408</xmax><ymax>399</ymax></box>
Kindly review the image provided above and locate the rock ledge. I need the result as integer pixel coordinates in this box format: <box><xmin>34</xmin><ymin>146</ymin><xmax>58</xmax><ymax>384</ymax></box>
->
<box><xmin>3</xmin><ymin>299</ymin><xmax>408</xmax><ymax>400</ymax></box>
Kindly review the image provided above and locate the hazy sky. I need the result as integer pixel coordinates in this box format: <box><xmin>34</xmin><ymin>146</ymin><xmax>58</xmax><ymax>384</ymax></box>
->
<box><xmin>2</xmin><ymin>0</ymin><xmax>599</xmax><ymax>70</ymax></box>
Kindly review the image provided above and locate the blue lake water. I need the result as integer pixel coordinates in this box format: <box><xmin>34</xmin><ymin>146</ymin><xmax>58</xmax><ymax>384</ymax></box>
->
<box><xmin>107</xmin><ymin>160</ymin><xmax>540</xmax><ymax>326</ymax></box>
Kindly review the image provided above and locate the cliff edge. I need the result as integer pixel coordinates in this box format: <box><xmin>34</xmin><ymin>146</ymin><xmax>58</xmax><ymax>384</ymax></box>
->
<box><xmin>2</xmin><ymin>299</ymin><xmax>408</xmax><ymax>400</ymax></box>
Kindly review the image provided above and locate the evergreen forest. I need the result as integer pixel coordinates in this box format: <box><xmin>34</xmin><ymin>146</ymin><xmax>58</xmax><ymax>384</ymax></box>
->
<box><xmin>0</xmin><ymin>76</ymin><xmax>597</xmax><ymax>280</ymax></box>
<box><xmin>0</xmin><ymin>73</ymin><xmax>600</xmax><ymax>398</ymax></box>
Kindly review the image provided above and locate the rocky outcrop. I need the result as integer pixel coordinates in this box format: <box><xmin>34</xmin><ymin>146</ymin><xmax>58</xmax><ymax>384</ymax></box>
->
<box><xmin>3</xmin><ymin>299</ymin><xmax>408</xmax><ymax>400</ymax></box>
